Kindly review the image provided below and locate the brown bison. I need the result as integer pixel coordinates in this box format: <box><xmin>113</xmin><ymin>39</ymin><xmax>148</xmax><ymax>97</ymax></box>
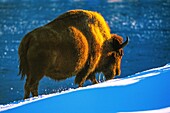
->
<box><xmin>18</xmin><ymin>9</ymin><xmax>128</xmax><ymax>99</ymax></box>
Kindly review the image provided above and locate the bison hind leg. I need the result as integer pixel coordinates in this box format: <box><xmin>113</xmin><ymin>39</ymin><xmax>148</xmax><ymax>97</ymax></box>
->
<box><xmin>24</xmin><ymin>75</ymin><xmax>31</xmax><ymax>99</ymax></box>
<box><xmin>24</xmin><ymin>73</ymin><xmax>43</xmax><ymax>99</ymax></box>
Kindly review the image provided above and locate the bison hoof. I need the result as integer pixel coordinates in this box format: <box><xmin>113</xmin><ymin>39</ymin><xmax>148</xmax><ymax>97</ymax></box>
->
<box><xmin>78</xmin><ymin>84</ymin><xmax>83</xmax><ymax>87</ymax></box>
<box><xmin>75</xmin><ymin>77</ymin><xmax>84</xmax><ymax>87</ymax></box>
<box><xmin>92</xmin><ymin>79</ymin><xmax>98</xmax><ymax>84</ymax></box>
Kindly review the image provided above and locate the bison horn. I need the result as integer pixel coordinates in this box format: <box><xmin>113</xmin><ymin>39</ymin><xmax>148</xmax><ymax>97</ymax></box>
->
<box><xmin>120</xmin><ymin>36</ymin><xmax>129</xmax><ymax>48</ymax></box>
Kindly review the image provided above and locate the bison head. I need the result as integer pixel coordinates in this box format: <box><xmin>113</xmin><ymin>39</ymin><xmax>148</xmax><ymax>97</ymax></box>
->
<box><xmin>101</xmin><ymin>34</ymin><xmax>129</xmax><ymax>80</ymax></box>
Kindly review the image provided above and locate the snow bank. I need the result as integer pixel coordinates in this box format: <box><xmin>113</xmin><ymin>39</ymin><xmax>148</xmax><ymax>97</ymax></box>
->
<box><xmin>0</xmin><ymin>64</ymin><xmax>170</xmax><ymax>113</ymax></box>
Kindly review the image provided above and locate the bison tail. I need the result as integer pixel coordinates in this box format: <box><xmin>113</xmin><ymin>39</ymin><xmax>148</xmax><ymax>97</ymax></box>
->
<box><xmin>18</xmin><ymin>34</ymin><xmax>31</xmax><ymax>80</ymax></box>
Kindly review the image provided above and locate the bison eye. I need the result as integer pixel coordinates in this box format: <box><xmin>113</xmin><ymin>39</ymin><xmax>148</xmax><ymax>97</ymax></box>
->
<box><xmin>116</xmin><ymin>50</ymin><xmax>124</xmax><ymax>56</ymax></box>
<box><xmin>107</xmin><ymin>51</ymin><xmax>123</xmax><ymax>58</ymax></box>
<box><xmin>118</xmin><ymin>50</ymin><xmax>124</xmax><ymax>56</ymax></box>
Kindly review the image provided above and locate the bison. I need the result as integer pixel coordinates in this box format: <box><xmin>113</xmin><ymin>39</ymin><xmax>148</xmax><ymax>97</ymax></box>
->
<box><xmin>18</xmin><ymin>9</ymin><xmax>129</xmax><ymax>99</ymax></box>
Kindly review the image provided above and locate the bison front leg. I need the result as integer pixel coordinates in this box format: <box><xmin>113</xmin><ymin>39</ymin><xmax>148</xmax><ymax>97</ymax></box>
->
<box><xmin>87</xmin><ymin>73</ymin><xmax>98</xmax><ymax>84</ymax></box>
<box><xmin>75</xmin><ymin>72</ymin><xmax>98</xmax><ymax>87</ymax></box>
<box><xmin>75</xmin><ymin>71</ymin><xmax>88</xmax><ymax>87</ymax></box>
<box><xmin>75</xmin><ymin>63</ymin><xmax>90</xmax><ymax>87</ymax></box>
<box><xmin>75</xmin><ymin>66</ymin><xmax>98</xmax><ymax>86</ymax></box>
<box><xmin>75</xmin><ymin>55</ymin><xmax>101</xmax><ymax>87</ymax></box>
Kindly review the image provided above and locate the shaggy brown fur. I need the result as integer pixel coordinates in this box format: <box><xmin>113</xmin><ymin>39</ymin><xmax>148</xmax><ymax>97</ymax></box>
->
<box><xmin>18</xmin><ymin>9</ymin><xmax>128</xmax><ymax>99</ymax></box>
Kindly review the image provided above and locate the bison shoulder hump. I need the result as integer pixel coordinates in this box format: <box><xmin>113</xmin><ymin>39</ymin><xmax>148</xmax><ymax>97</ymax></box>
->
<box><xmin>68</xmin><ymin>26</ymin><xmax>89</xmax><ymax>72</ymax></box>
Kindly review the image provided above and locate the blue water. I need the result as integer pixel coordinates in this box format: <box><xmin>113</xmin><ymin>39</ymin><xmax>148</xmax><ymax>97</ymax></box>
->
<box><xmin>0</xmin><ymin>0</ymin><xmax>170</xmax><ymax>104</ymax></box>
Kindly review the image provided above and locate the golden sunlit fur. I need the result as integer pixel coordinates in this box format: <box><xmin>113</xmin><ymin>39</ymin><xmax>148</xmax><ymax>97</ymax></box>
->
<box><xmin>18</xmin><ymin>10</ymin><xmax>127</xmax><ymax>99</ymax></box>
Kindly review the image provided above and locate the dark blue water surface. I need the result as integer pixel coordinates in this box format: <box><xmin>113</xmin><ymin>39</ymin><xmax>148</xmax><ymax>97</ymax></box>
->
<box><xmin>0</xmin><ymin>0</ymin><xmax>170</xmax><ymax>104</ymax></box>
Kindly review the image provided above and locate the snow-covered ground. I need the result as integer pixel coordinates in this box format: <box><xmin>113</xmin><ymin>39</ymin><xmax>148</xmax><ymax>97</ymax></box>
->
<box><xmin>0</xmin><ymin>64</ymin><xmax>170</xmax><ymax>113</ymax></box>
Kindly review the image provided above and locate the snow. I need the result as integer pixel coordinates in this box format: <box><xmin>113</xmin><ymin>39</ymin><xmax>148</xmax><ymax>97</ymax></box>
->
<box><xmin>0</xmin><ymin>64</ymin><xmax>170</xmax><ymax>113</ymax></box>
<box><xmin>119</xmin><ymin>107</ymin><xmax>170</xmax><ymax>113</ymax></box>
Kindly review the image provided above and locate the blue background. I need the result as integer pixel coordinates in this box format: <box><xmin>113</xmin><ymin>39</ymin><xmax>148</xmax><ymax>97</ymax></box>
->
<box><xmin>0</xmin><ymin>0</ymin><xmax>170</xmax><ymax>104</ymax></box>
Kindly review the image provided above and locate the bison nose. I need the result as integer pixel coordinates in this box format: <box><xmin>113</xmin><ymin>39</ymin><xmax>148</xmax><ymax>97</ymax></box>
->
<box><xmin>116</xmin><ymin>69</ymin><xmax>121</xmax><ymax>75</ymax></box>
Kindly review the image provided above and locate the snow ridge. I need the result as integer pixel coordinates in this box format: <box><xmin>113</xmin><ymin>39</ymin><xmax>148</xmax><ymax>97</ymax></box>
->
<box><xmin>0</xmin><ymin>64</ymin><xmax>170</xmax><ymax>113</ymax></box>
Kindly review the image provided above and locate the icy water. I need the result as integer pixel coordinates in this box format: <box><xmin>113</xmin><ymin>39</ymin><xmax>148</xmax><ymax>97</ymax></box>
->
<box><xmin>0</xmin><ymin>0</ymin><xmax>170</xmax><ymax>104</ymax></box>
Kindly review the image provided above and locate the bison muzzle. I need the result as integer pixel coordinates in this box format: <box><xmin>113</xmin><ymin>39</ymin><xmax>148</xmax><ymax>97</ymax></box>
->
<box><xmin>18</xmin><ymin>9</ymin><xmax>129</xmax><ymax>99</ymax></box>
